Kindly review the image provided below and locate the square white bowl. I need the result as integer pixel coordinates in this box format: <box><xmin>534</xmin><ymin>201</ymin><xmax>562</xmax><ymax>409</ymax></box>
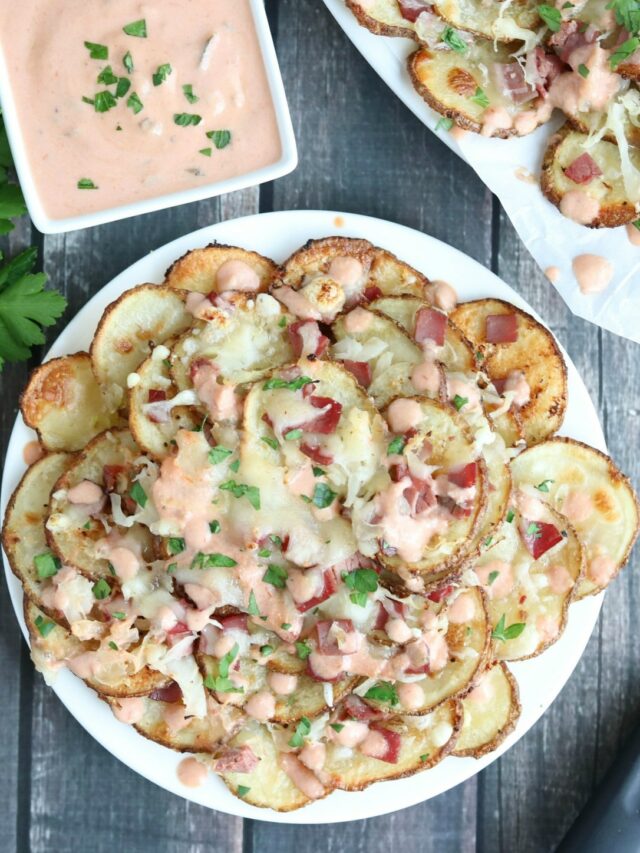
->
<box><xmin>0</xmin><ymin>0</ymin><xmax>297</xmax><ymax>234</ymax></box>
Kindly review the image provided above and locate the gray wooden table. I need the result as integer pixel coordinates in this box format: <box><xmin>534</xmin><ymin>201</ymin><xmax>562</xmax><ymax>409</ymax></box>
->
<box><xmin>1</xmin><ymin>2</ymin><xmax>639</xmax><ymax>851</ymax></box>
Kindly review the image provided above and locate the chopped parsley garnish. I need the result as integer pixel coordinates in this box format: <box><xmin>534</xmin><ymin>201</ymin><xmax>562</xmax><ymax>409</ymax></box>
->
<box><xmin>129</xmin><ymin>480</ymin><xmax>147</xmax><ymax>507</ymax></box>
<box><xmin>284</xmin><ymin>429</ymin><xmax>303</xmax><ymax>441</ymax></box>
<box><xmin>263</xmin><ymin>563</ymin><xmax>288</xmax><ymax>589</ymax></box>
<box><xmin>535</xmin><ymin>479</ymin><xmax>554</xmax><ymax>493</ymax></box>
<box><xmin>312</xmin><ymin>466</ymin><xmax>325</xmax><ymax>477</ymax></box>
<box><xmin>578</xmin><ymin>63</ymin><xmax>590</xmax><ymax>78</ymax></box>
<box><xmin>34</xmin><ymin>614</ymin><xmax>55</xmax><ymax>637</ymax></box>
<box><xmin>506</xmin><ymin>508</ymin><xmax>515</xmax><ymax>523</ymax></box>
<box><xmin>83</xmin><ymin>521</ymin><xmax>92</xmax><ymax>530</ymax></box>
<box><xmin>441</xmin><ymin>26</ymin><xmax>467</xmax><ymax>52</ymax></box>
<box><xmin>209</xmin><ymin>520</ymin><xmax>221</xmax><ymax>534</ymax></box>
<box><xmin>97</xmin><ymin>65</ymin><xmax>118</xmax><ymax>86</ymax></box>
<box><xmin>387</xmin><ymin>436</ymin><xmax>406</xmax><ymax>455</ymax></box>
<box><xmin>199</xmin><ymin>148</ymin><xmax>212</xmax><ymax>157</ymax></box>
<box><xmin>206</xmin><ymin>129</ymin><xmax>232</xmax><ymax>149</ymax></box>
<box><xmin>420</xmin><ymin>753</ymin><xmax>430</xmax><ymax>762</ymax></box>
<box><xmin>270</xmin><ymin>535</ymin><xmax>283</xmax><ymax>548</ymax></box>
<box><xmin>248</xmin><ymin>590</ymin><xmax>260</xmax><ymax>617</ymax></box>
<box><xmin>537</xmin><ymin>4</ymin><xmax>562</xmax><ymax>30</ymax></box>
<box><xmin>487</xmin><ymin>570</ymin><xmax>499</xmax><ymax>585</ymax></box>
<box><xmin>174</xmin><ymin>113</ymin><xmax>202</xmax><ymax>127</ymax></box>
<box><xmin>127</xmin><ymin>92</ymin><xmax>144</xmax><ymax>114</ymax></box>
<box><xmin>123</xmin><ymin>19</ymin><xmax>147</xmax><ymax>37</ymax></box>
<box><xmin>343</xmin><ymin>568</ymin><xmax>378</xmax><ymax>608</ymax></box>
<box><xmin>77</xmin><ymin>178</ymin><xmax>98</xmax><ymax>190</ymax></box>
<box><xmin>112</xmin><ymin>611</ymin><xmax>126</xmax><ymax>620</ymax></box>
<box><xmin>279</xmin><ymin>316</ymin><xmax>287</xmax><ymax>327</ymax></box>
<box><xmin>607</xmin><ymin>0</ymin><xmax>640</xmax><ymax>34</ymax></box>
<box><xmin>219</xmin><ymin>643</ymin><xmax>239</xmax><ymax>678</ymax></box>
<box><xmin>92</xmin><ymin>578</ymin><xmax>111</xmax><ymax>600</ymax></box>
<box><xmin>453</xmin><ymin>394</ymin><xmax>468</xmax><ymax>411</ymax></box>
<box><xmin>435</xmin><ymin>117</ymin><xmax>454</xmax><ymax>133</ymax></box>
<box><xmin>108</xmin><ymin>562</ymin><xmax>116</xmax><ymax>576</ymax></box>
<box><xmin>167</xmin><ymin>562</ymin><xmax>177</xmax><ymax>573</ymax></box>
<box><xmin>237</xmin><ymin>785</ymin><xmax>251</xmax><ymax>797</ymax></box>
<box><xmin>312</xmin><ymin>482</ymin><xmax>336</xmax><ymax>509</ymax></box>
<box><xmin>208</xmin><ymin>445</ymin><xmax>233</xmax><ymax>464</ymax></box>
<box><xmin>94</xmin><ymin>90</ymin><xmax>117</xmax><ymax>113</ymax></box>
<box><xmin>261</xmin><ymin>436</ymin><xmax>279</xmax><ymax>450</ymax></box>
<box><xmin>220</xmin><ymin>479</ymin><xmax>261</xmax><ymax>510</ymax></box>
<box><xmin>610</xmin><ymin>36</ymin><xmax>639</xmax><ymax>68</ymax></box>
<box><xmin>152</xmin><ymin>63</ymin><xmax>172</xmax><ymax>86</ymax></box>
<box><xmin>263</xmin><ymin>375</ymin><xmax>312</xmax><ymax>391</ymax></box>
<box><xmin>258</xmin><ymin>549</ymin><xmax>271</xmax><ymax>558</ymax></box>
<box><xmin>364</xmin><ymin>681</ymin><xmax>399</xmax><ymax>705</ymax></box>
<box><xmin>168</xmin><ymin>537</ymin><xmax>186</xmax><ymax>555</ymax></box>
<box><xmin>330</xmin><ymin>723</ymin><xmax>345</xmax><ymax>732</ymax></box>
<box><xmin>260</xmin><ymin>645</ymin><xmax>274</xmax><ymax>656</ymax></box>
<box><xmin>491</xmin><ymin>614</ymin><xmax>526</xmax><ymax>642</ymax></box>
<box><xmin>295</xmin><ymin>640</ymin><xmax>312</xmax><ymax>660</ymax></box>
<box><xmin>84</xmin><ymin>41</ymin><xmax>108</xmax><ymax>60</ymax></box>
<box><xmin>484</xmin><ymin>536</ymin><xmax>493</xmax><ymax>547</ymax></box>
<box><xmin>115</xmin><ymin>77</ymin><xmax>131</xmax><ymax>99</ymax></box>
<box><xmin>288</xmin><ymin>716</ymin><xmax>311</xmax><ymax>748</ymax></box>
<box><xmin>281</xmin><ymin>622</ymin><xmax>292</xmax><ymax>630</ymax></box>
<box><xmin>123</xmin><ymin>51</ymin><xmax>134</xmax><ymax>73</ymax></box>
<box><xmin>191</xmin><ymin>552</ymin><xmax>237</xmax><ymax>569</ymax></box>
<box><xmin>470</xmin><ymin>87</ymin><xmax>490</xmax><ymax>109</ymax></box>
<box><xmin>182</xmin><ymin>84</ymin><xmax>199</xmax><ymax>104</ymax></box>
<box><xmin>204</xmin><ymin>675</ymin><xmax>243</xmax><ymax>693</ymax></box>
<box><xmin>526</xmin><ymin>522</ymin><xmax>541</xmax><ymax>538</ymax></box>
<box><xmin>108</xmin><ymin>641</ymin><xmax>118</xmax><ymax>651</ymax></box>
<box><xmin>34</xmin><ymin>552</ymin><xmax>61</xmax><ymax>579</ymax></box>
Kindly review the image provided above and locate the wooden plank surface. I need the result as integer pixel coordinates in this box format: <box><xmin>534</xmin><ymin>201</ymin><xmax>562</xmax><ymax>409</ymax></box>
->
<box><xmin>0</xmin><ymin>0</ymin><xmax>639</xmax><ymax>850</ymax></box>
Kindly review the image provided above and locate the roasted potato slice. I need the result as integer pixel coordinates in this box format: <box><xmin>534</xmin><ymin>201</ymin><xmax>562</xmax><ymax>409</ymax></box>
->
<box><xmin>409</xmin><ymin>42</ymin><xmax>549</xmax><ymax>137</ymax></box>
<box><xmin>324</xmin><ymin>700</ymin><xmax>461</xmax><ymax>790</ymax></box>
<box><xmin>510</xmin><ymin>438</ymin><xmax>640</xmax><ymax>597</ymax></box>
<box><xmin>128</xmin><ymin>342</ymin><xmax>199</xmax><ymax>459</ymax></box>
<box><xmin>91</xmin><ymin>285</ymin><xmax>192</xmax><ymax>410</ymax></box>
<box><xmin>46</xmin><ymin>429</ymin><xmax>155</xmax><ymax>580</ymax></box>
<box><xmin>470</xmin><ymin>504</ymin><xmax>584</xmax><ymax>659</ymax></box>
<box><xmin>367</xmin><ymin>248</ymin><xmax>432</xmax><ymax>298</ymax></box>
<box><xmin>433</xmin><ymin>0</ymin><xmax>540</xmax><ymax>41</ymax></box>
<box><xmin>2</xmin><ymin>452</ymin><xmax>71</xmax><ymax>615</ymax></box>
<box><xmin>453</xmin><ymin>662</ymin><xmax>520</xmax><ymax>757</ymax></box>
<box><xmin>164</xmin><ymin>244</ymin><xmax>278</xmax><ymax>293</ymax></box>
<box><xmin>20</xmin><ymin>353</ymin><xmax>121</xmax><ymax>451</ymax></box>
<box><xmin>371</xmin><ymin>295</ymin><xmax>475</xmax><ymax>373</ymax></box>
<box><xmin>541</xmin><ymin>124</ymin><xmax>640</xmax><ymax>228</ymax></box>
<box><xmin>280</xmin><ymin>236</ymin><xmax>376</xmax><ymax>294</ymax></box>
<box><xmin>451</xmin><ymin>298</ymin><xmax>567</xmax><ymax>445</ymax></box>
<box><xmin>346</xmin><ymin>0</ymin><xmax>418</xmax><ymax>38</ymax></box>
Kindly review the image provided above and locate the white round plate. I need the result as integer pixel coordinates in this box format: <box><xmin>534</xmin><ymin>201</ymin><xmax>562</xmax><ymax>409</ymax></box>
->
<box><xmin>1</xmin><ymin>210</ymin><xmax>605</xmax><ymax>823</ymax></box>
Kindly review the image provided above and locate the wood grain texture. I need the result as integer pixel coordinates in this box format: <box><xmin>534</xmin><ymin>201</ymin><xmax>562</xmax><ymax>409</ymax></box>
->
<box><xmin>0</xmin><ymin>0</ymin><xmax>638</xmax><ymax>850</ymax></box>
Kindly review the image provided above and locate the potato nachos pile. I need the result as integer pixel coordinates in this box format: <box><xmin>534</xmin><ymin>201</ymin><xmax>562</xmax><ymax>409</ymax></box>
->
<box><xmin>3</xmin><ymin>236</ymin><xmax>638</xmax><ymax>811</ymax></box>
<box><xmin>348</xmin><ymin>0</ymin><xmax>640</xmax><ymax>228</ymax></box>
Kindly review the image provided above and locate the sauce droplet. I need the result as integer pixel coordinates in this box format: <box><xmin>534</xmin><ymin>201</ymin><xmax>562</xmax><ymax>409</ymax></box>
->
<box><xmin>572</xmin><ymin>253</ymin><xmax>613</xmax><ymax>295</ymax></box>
<box><xmin>23</xmin><ymin>440</ymin><xmax>44</xmax><ymax>466</ymax></box>
<box><xmin>545</xmin><ymin>266</ymin><xmax>560</xmax><ymax>284</ymax></box>
<box><xmin>177</xmin><ymin>756</ymin><xmax>208</xmax><ymax>788</ymax></box>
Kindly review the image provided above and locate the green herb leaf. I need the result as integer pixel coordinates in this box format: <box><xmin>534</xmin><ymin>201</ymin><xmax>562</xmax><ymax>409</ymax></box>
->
<box><xmin>229</xmin><ymin>459</ymin><xmax>240</xmax><ymax>473</ymax></box>
<box><xmin>219</xmin><ymin>479</ymin><xmax>260</xmax><ymax>510</ymax></box>
<box><xmin>364</xmin><ymin>681</ymin><xmax>399</xmax><ymax>705</ymax></box>
<box><xmin>174</xmin><ymin>113</ymin><xmax>202</xmax><ymax>127</ymax></box>
<box><xmin>470</xmin><ymin>87</ymin><xmax>490</xmax><ymax>109</ymax></box>
<box><xmin>312</xmin><ymin>482</ymin><xmax>336</xmax><ymax>509</ymax></box>
<box><xmin>127</xmin><ymin>92</ymin><xmax>144</xmax><ymax>114</ymax></box>
<box><xmin>435</xmin><ymin>117</ymin><xmax>454</xmax><ymax>132</ymax></box>
<box><xmin>168</xmin><ymin>537</ymin><xmax>185</xmax><ymax>555</ymax></box>
<box><xmin>343</xmin><ymin>568</ymin><xmax>378</xmax><ymax>600</ymax></box>
<box><xmin>263</xmin><ymin>376</ymin><xmax>312</xmax><ymax>391</ymax></box>
<box><xmin>191</xmin><ymin>552</ymin><xmax>238</xmax><ymax>569</ymax></box>
<box><xmin>295</xmin><ymin>640</ymin><xmax>312</xmax><ymax>660</ymax></box>
<box><xmin>284</xmin><ymin>429</ymin><xmax>303</xmax><ymax>441</ymax></box>
<box><xmin>248</xmin><ymin>590</ymin><xmax>260</xmax><ymax>617</ymax></box>
<box><xmin>263</xmin><ymin>563</ymin><xmax>288</xmax><ymax>589</ymax></box>
<box><xmin>578</xmin><ymin>63</ymin><xmax>590</xmax><ymax>78</ymax></box>
<box><xmin>94</xmin><ymin>90</ymin><xmax>118</xmax><ymax>112</ymax></box>
<box><xmin>84</xmin><ymin>41</ymin><xmax>108</xmax><ymax>60</ymax></box>
<box><xmin>97</xmin><ymin>65</ymin><xmax>118</xmax><ymax>86</ymax></box>
<box><xmin>123</xmin><ymin>19</ymin><xmax>147</xmax><ymax>37</ymax></box>
<box><xmin>288</xmin><ymin>716</ymin><xmax>311</xmax><ymax>748</ymax></box>
<box><xmin>115</xmin><ymin>77</ymin><xmax>131</xmax><ymax>98</ymax></box>
<box><xmin>270</xmin><ymin>535</ymin><xmax>283</xmax><ymax>548</ymax></box>
<box><xmin>123</xmin><ymin>51</ymin><xmax>134</xmax><ymax>73</ymax></box>
<box><xmin>112</xmin><ymin>611</ymin><xmax>126</xmax><ymax>620</ymax></box>
<box><xmin>441</xmin><ymin>25</ymin><xmax>467</xmax><ymax>52</ymax></box>
<box><xmin>281</xmin><ymin>622</ymin><xmax>292</xmax><ymax>630</ymax></box>
<box><xmin>108</xmin><ymin>640</ymin><xmax>118</xmax><ymax>650</ymax></box>
<box><xmin>34</xmin><ymin>552</ymin><xmax>61</xmax><ymax>579</ymax></box>
<box><xmin>538</xmin><ymin>4</ymin><xmax>562</xmax><ymax>30</ymax></box>
<box><xmin>387</xmin><ymin>436</ymin><xmax>406</xmax><ymax>455</ymax></box>
<box><xmin>219</xmin><ymin>643</ymin><xmax>239</xmax><ymax>678</ymax></box>
<box><xmin>606</xmin><ymin>0</ymin><xmax>640</xmax><ymax>34</ymax></box>
<box><xmin>453</xmin><ymin>394</ymin><xmax>468</xmax><ymax>411</ymax></box>
<box><xmin>129</xmin><ymin>480</ymin><xmax>147</xmax><ymax>507</ymax></box>
<box><xmin>199</xmin><ymin>147</ymin><xmax>212</xmax><ymax>157</ymax></box>
<box><xmin>208</xmin><ymin>445</ymin><xmax>233</xmax><ymax>464</ymax></box>
<box><xmin>209</xmin><ymin>520</ymin><xmax>221</xmax><ymax>534</ymax></box>
<box><xmin>312</xmin><ymin>466</ymin><xmax>325</xmax><ymax>477</ymax></box>
<box><xmin>535</xmin><ymin>479</ymin><xmax>554</xmax><ymax>493</ymax></box>
<box><xmin>182</xmin><ymin>84</ymin><xmax>199</xmax><ymax>104</ymax></box>
<box><xmin>152</xmin><ymin>63</ymin><xmax>172</xmax><ymax>86</ymax></box>
<box><xmin>506</xmin><ymin>508</ymin><xmax>515</xmax><ymax>523</ymax></box>
<box><xmin>206</xmin><ymin>129</ymin><xmax>232</xmax><ymax>149</ymax></box>
<box><xmin>204</xmin><ymin>674</ymin><xmax>243</xmax><ymax>693</ymax></box>
<box><xmin>237</xmin><ymin>785</ymin><xmax>251</xmax><ymax>797</ymax></box>
<box><xmin>92</xmin><ymin>578</ymin><xmax>111</xmax><ymax>600</ymax></box>
<box><xmin>491</xmin><ymin>613</ymin><xmax>526</xmax><ymax>642</ymax></box>
<box><xmin>260</xmin><ymin>645</ymin><xmax>274</xmax><ymax>656</ymax></box>
<box><xmin>610</xmin><ymin>36</ymin><xmax>640</xmax><ymax>68</ymax></box>
<box><xmin>258</xmin><ymin>549</ymin><xmax>271</xmax><ymax>558</ymax></box>
<box><xmin>526</xmin><ymin>522</ymin><xmax>541</xmax><ymax>537</ymax></box>
<box><xmin>77</xmin><ymin>178</ymin><xmax>98</xmax><ymax>190</ymax></box>
<box><xmin>330</xmin><ymin>723</ymin><xmax>345</xmax><ymax>732</ymax></box>
<box><xmin>34</xmin><ymin>614</ymin><xmax>55</xmax><ymax>637</ymax></box>
<box><xmin>420</xmin><ymin>753</ymin><xmax>430</xmax><ymax>762</ymax></box>
<box><xmin>633</xmin><ymin>218</ymin><xmax>640</xmax><ymax>231</ymax></box>
<box><xmin>261</xmin><ymin>435</ymin><xmax>279</xmax><ymax>450</ymax></box>
<box><xmin>167</xmin><ymin>562</ymin><xmax>177</xmax><ymax>573</ymax></box>
<box><xmin>487</xmin><ymin>570</ymin><xmax>499</xmax><ymax>585</ymax></box>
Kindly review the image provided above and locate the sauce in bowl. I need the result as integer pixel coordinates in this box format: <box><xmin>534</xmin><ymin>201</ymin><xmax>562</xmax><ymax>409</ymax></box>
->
<box><xmin>0</xmin><ymin>0</ymin><xmax>282</xmax><ymax>219</ymax></box>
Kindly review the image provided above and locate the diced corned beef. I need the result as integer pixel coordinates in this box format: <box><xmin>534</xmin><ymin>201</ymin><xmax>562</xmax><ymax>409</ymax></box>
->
<box><xmin>287</xmin><ymin>320</ymin><xmax>329</xmax><ymax>358</ymax></box>
<box><xmin>297</xmin><ymin>396</ymin><xmax>343</xmax><ymax>434</ymax></box>
<box><xmin>148</xmin><ymin>389</ymin><xmax>167</xmax><ymax>403</ymax></box>
<box><xmin>296</xmin><ymin>570</ymin><xmax>338</xmax><ymax>613</ymax></box>
<box><xmin>214</xmin><ymin>745</ymin><xmax>259</xmax><ymax>774</ymax></box>
<box><xmin>563</xmin><ymin>152</ymin><xmax>603</xmax><ymax>185</ymax></box>
<box><xmin>363</xmin><ymin>285</ymin><xmax>383</xmax><ymax>303</ymax></box>
<box><xmin>493</xmin><ymin>62</ymin><xmax>536</xmax><ymax>104</ymax></box>
<box><xmin>218</xmin><ymin>613</ymin><xmax>249</xmax><ymax>632</ymax></box>
<box><xmin>316</xmin><ymin>619</ymin><xmax>354</xmax><ymax>655</ymax></box>
<box><xmin>549</xmin><ymin>20</ymin><xmax>598</xmax><ymax>64</ymax></box>
<box><xmin>427</xmin><ymin>584</ymin><xmax>454</xmax><ymax>603</ymax></box>
<box><xmin>367</xmin><ymin>726</ymin><xmax>401</xmax><ymax>763</ymax></box>
<box><xmin>300</xmin><ymin>442</ymin><xmax>334</xmax><ymax>466</ymax></box>
<box><xmin>405</xmin><ymin>662</ymin><xmax>431</xmax><ymax>675</ymax></box>
<box><xmin>448</xmin><ymin>462</ymin><xmax>478</xmax><ymax>489</ymax></box>
<box><xmin>486</xmin><ymin>314</ymin><xmax>518</xmax><ymax>344</ymax></box>
<box><xmin>389</xmin><ymin>462</ymin><xmax>409</xmax><ymax>482</ymax></box>
<box><xmin>414</xmin><ymin>306</ymin><xmax>447</xmax><ymax>346</ymax></box>
<box><xmin>492</xmin><ymin>377</ymin><xmax>507</xmax><ymax>396</ymax></box>
<box><xmin>341</xmin><ymin>694</ymin><xmax>387</xmax><ymax>721</ymax></box>
<box><xmin>103</xmin><ymin>464</ymin><xmax>128</xmax><ymax>493</ymax></box>
<box><xmin>398</xmin><ymin>0</ymin><xmax>433</xmax><ymax>22</ymax></box>
<box><xmin>403</xmin><ymin>477</ymin><xmax>436</xmax><ymax>515</ymax></box>
<box><xmin>416</xmin><ymin>437</ymin><xmax>433</xmax><ymax>462</ymax></box>
<box><xmin>342</xmin><ymin>360</ymin><xmax>372</xmax><ymax>388</ymax></box>
<box><xmin>374</xmin><ymin>598</ymin><xmax>406</xmax><ymax>630</ymax></box>
<box><xmin>520</xmin><ymin>519</ymin><xmax>564</xmax><ymax>559</ymax></box>
<box><xmin>149</xmin><ymin>681</ymin><xmax>183</xmax><ymax>703</ymax></box>
<box><xmin>534</xmin><ymin>47</ymin><xmax>565</xmax><ymax>97</ymax></box>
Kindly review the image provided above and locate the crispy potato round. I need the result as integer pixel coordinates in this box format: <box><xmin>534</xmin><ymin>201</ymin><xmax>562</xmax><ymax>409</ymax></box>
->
<box><xmin>164</xmin><ymin>244</ymin><xmax>278</xmax><ymax>294</ymax></box>
<box><xmin>91</xmin><ymin>285</ymin><xmax>192</xmax><ymax>410</ymax></box>
<box><xmin>368</xmin><ymin>248</ymin><xmax>432</xmax><ymax>298</ymax></box>
<box><xmin>346</xmin><ymin>0</ymin><xmax>417</xmax><ymax>38</ymax></box>
<box><xmin>280</xmin><ymin>236</ymin><xmax>376</xmax><ymax>290</ymax></box>
<box><xmin>20</xmin><ymin>353</ymin><xmax>121</xmax><ymax>451</ymax></box>
<box><xmin>2</xmin><ymin>452</ymin><xmax>71</xmax><ymax>615</ymax></box>
<box><xmin>451</xmin><ymin>298</ymin><xmax>567</xmax><ymax>446</ymax></box>
<box><xmin>541</xmin><ymin>125</ymin><xmax>640</xmax><ymax>228</ymax></box>
<box><xmin>453</xmin><ymin>662</ymin><xmax>521</xmax><ymax>757</ymax></box>
<box><xmin>433</xmin><ymin>0</ymin><xmax>540</xmax><ymax>41</ymax></box>
<box><xmin>510</xmin><ymin>438</ymin><xmax>640</xmax><ymax>597</ymax></box>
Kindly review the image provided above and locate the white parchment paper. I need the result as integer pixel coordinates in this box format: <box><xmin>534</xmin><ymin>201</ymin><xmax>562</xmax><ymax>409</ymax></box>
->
<box><xmin>324</xmin><ymin>0</ymin><xmax>640</xmax><ymax>342</ymax></box>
